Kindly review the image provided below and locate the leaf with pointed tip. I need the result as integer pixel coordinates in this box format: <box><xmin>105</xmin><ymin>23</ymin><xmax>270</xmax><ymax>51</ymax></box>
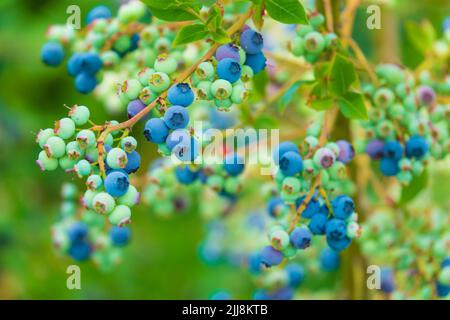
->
<box><xmin>265</xmin><ymin>0</ymin><xmax>308</xmax><ymax>24</ymax></box>
<box><xmin>173</xmin><ymin>24</ymin><xmax>209</xmax><ymax>46</ymax></box>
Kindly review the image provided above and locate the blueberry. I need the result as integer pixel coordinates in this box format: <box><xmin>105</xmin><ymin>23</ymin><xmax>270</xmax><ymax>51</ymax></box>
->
<box><xmin>124</xmin><ymin>150</ymin><xmax>141</xmax><ymax>174</ymax></box>
<box><xmin>259</xmin><ymin>245</ymin><xmax>283</xmax><ymax>267</ymax></box>
<box><xmin>244</xmin><ymin>52</ymin><xmax>266</xmax><ymax>74</ymax></box>
<box><xmin>308</xmin><ymin>213</ymin><xmax>328</xmax><ymax>235</ymax></box>
<box><xmin>273</xmin><ymin>141</ymin><xmax>299</xmax><ymax>165</ymax></box>
<box><xmin>144</xmin><ymin>118</ymin><xmax>169</xmax><ymax>143</ymax></box>
<box><xmin>380</xmin><ymin>267</ymin><xmax>395</xmax><ymax>293</ymax></box>
<box><xmin>217</xmin><ymin>58</ymin><xmax>242</xmax><ymax>83</ymax></box>
<box><xmin>171</xmin><ymin>136</ymin><xmax>200</xmax><ymax>162</ymax></box>
<box><xmin>327</xmin><ymin>235</ymin><xmax>351</xmax><ymax>252</ymax></box>
<box><xmin>416</xmin><ymin>85</ymin><xmax>436</xmax><ymax>105</ymax></box>
<box><xmin>248</xmin><ymin>252</ymin><xmax>263</xmax><ymax>274</ymax></box>
<box><xmin>380</xmin><ymin>157</ymin><xmax>400</xmax><ymax>176</ymax></box>
<box><xmin>269</xmin><ymin>286</ymin><xmax>294</xmax><ymax>300</ymax></box>
<box><xmin>223</xmin><ymin>154</ymin><xmax>245</xmax><ymax>176</ymax></box>
<box><xmin>383</xmin><ymin>140</ymin><xmax>403</xmax><ymax>160</ymax></box>
<box><xmin>104</xmin><ymin>170</ymin><xmax>130</xmax><ymax>197</ymax></box>
<box><xmin>175</xmin><ymin>165</ymin><xmax>198</xmax><ymax>184</ymax></box>
<box><xmin>67</xmin><ymin>53</ymin><xmax>84</xmax><ymax>76</ymax></box>
<box><xmin>279</xmin><ymin>151</ymin><xmax>303</xmax><ymax>176</ymax></box>
<box><xmin>405</xmin><ymin>135</ymin><xmax>428</xmax><ymax>159</ymax></box>
<box><xmin>127</xmin><ymin>99</ymin><xmax>146</xmax><ymax>119</ymax></box>
<box><xmin>167</xmin><ymin>83</ymin><xmax>195</xmax><ymax>107</ymax></box>
<box><xmin>109</xmin><ymin>226</ymin><xmax>131</xmax><ymax>247</ymax></box>
<box><xmin>67</xmin><ymin>222</ymin><xmax>88</xmax><ymax>242</ymax></box>
<box><xmin>320</xmin><ymin>248</ymin><xmax>340</xmax><ymax>271</ymax></box>
<box><xmin>75</xmin><ymin>72</ymin><xmax>97</xmax><ymax>94</ymax></box>
<box><xmin>68</xmin><ymin>240</ymin><xmax>92</xmax><ymax>262</ymax></box>
<box><xmin>285</xmin><ymin>263</ymin><xmax>305</xmax><ymax>287</ymax></box>
<box><xmin>166</xmin><ymin>129</ymin><xmax>190</xmax><ymax>150</ymax></box>
<box><xmin>215</xmin><ymin>43</ymin><xmax>241</xmax><ymax>62</ymax></box>
<box><xmin>365</xmin><ymin>139</ymin><xmax>385</xmax><ymax>159</ymax></box>
<box><xmin>296</xmin><ymin>196</ymin><xmax>320</xmax><ymax>218</ymax></box>
<box><xmin>290</xmin><ymin>227</ymin><xmax>311</xmax><ymax>249</ymax></box>
<box><xmin>267</xmin><ymin>197</ymin><xmax>285</xmax><ymax>217</ymax></box>
<box><xmin>210</xmin><ymin>291</ymin><xmax>231</xmax><ymax>300</ymax></box>
<box><xmin>325</xmin><ymin>218</ymin><xmax>346</xmax><ymax>240</ymax></box>
<box><xmin>41</xmin><ymin>42</ymin><xmax>64</xmax><ymax>67</ymax></box>
<box><xmin>240</xmin><ymin>29</ymin><xmax>264</xmax><ymax>54</ymax></box>
<box><xmin>436</xmin><ymin>281</ymin><xmax>450</xmax><ymax>297</ymax></box>
<box><xmin>336</xmin><ymin>140</ymin><xmax>355</xmax><ymax>164</ymax></box>
<box><xmin>86</xmin><ymin>5</ymin><xmax>112</xmax><ymax>24</ymax></box>
<box><xmin>332</xmin><ymin>195</ymin><xmax>355</xmax><ymax>220</ymax></box>
<box><xmin>163</xmin><ymin>105</ymin><xmax>189</xmax><ymax>130</ymax></box>
<box><xmin>442</xmin><ymin>257</ymin><xmax>450</xmax><ymax>269</ymax></box>
<box><xmin>82</xmin><ymin>52</ymin><xmax>103</xmax><ymax>75</ymax></box>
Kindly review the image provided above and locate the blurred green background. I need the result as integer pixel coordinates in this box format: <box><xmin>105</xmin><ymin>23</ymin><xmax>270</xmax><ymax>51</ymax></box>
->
<box><xmin>0</xmin><ymin>0</ymin><xmax>448</xmax><ymax>299</ymax></box>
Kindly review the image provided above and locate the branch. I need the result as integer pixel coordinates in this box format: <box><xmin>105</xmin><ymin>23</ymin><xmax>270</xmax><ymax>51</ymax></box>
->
<box><xmin>94</xmin><ymin>9</ymin><xmax>255</xmax><ymax>176</ymax></box>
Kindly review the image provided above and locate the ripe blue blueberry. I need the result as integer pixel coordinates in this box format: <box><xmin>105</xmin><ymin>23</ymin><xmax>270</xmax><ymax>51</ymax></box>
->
<box><xmin>223</xmin><ymin>154</ymin><xmax>245</xmax><ymax>176</ymax></box>
<box><xmin>279</xmin><ymin>151</ymin><xmax>303</xmax><ymax>176</ymax></box>
<box><xmin>163</xmin><ymin>105</ymin><xmax>189</xmax><ymax>130</ymax></box>
<box><xmin>171</xmin><ymin>136</ymin><xmax>200</xmax><ymax>162</ymax></box>
<box><xmin>41</xmin><ymin>42</ymin><xmax>64</xmax><ymax>67</ymax></box>
<box><xmin>144</xmin><ymin>118</ymin><xmax>169</xmax><ymax>143</ymax></box>
<box><xmin>267</xmin><ymin>197</ymin><xmax>285</xmax><ymax>217</ymax></box>
<box><xmin>175</xmin><ymin>165</ymin><xmax>198</xmax><ymax>185</ymax></box>
<box><xmin>331</xmin><ymin>195</ymin><xmax>355</xmax><ymax>220</ymax></box>
<box><xmin>104</xmin><ymin>170</ymin><xmax>130</xmax><ymax>197</ymax></box>
<box><xmin>215</xmin><ymin>43</ymin><xmax>241</xmax><ymax>62</ymax></box>
<box><xmin>383</xmin><ymin>140</ymin><xmax>403</xmax><ymax>160</ymax></box>
<box><xmin>244</xmin><ymin>52</ymin><xmax>266</xmax><ymax>74</ymax></box>
<box><xmin>248</xmin><ymin>252</ymin><xmax>263</xmax><ymax>274</ymax></box>
<box><xmin>240</xmin><ymin>29</ymin><xmax>264</xmax><ymax>54</ymax></box>
<box><xmin>127</xmin><ymin>99</ymin><xmax>146</xmax><ymax>119</ymax></box>
<box><xmin>320</xmin><ymin>248</ymin><xmax>340</xmax><ymax>272</ymax></box>
<box><xmin>75</xmin><ymin>72</ymin><xmax>97</xmax><ymax>94</ymax></box>
<box><xmin>285</xmin><ymin>263</ymin><xmax>305</xmax><ymax>287</ymax></box>
<box><xmin>336</xmin><ymin>140</ymin><xmax>355</xmax><ymax>164</ymax></box>
<box><xmin>405</xmin><ymin>135</ymin><xmax>428</xmax><ymax>159</ymax></box>
<box><xmin>210</xmin><ymin>291</ymin><xmax>231</xmax><ymax>300</ymax></box>
<box><xmin>167</xmin><ymin>83</ymin><xmax>195</xmax><ymax>107</ymax></box>
<box><xmin>296</xmin><ymin>196</ymin><xmax>320</xmax><ymax>218</ymax></box>
<box><xmin>67</xmin><ymin>222</ymin><xmax>88</xmax><ymax>242</ymax></box>
<box><xmin>325</xmin><ymin>218</ymin><xmax>346</xmax><ymax>240</ymax></box>
<box><xmin>68</xmin><ymin>240</ymin><xmax>92</xmax><ymax>262</ymax></box>
<box><xmin>380</xmin><ymin>157</ymin><xmax>400</xmax><ymax>176</ymax></box>
<box><xmin>124</xmin><ymin>150</ymin><xmax>141</xmax><ymax>174</ymax></box>
<box><xmin>308</xmin><ymin>213</ymin><xmax>328</xmax><ymax>235</ymax></box>
<box><xmin>216</xmin><ymin>58</ymin><xmax>242</xmax><ymax>83</ymax></box>
<box><xmin>380</xmin><ymin>267</ymin><xmax>395</xmax><ymax>293</ymax></box>
<box><xmin>290</xmin><ymin>227</ymin><xmax>312</xmax><ymax>249</ymax></box>
<box><xmin>273</xmin><ymin>141</ymin><xmax>299</xmax><ymax>165</ymax></box>
<box><xmin>365</xmin><ymin>139</ymin><xmax>385</xmax><ymax>159</ymax></box>
<box><xmin>259</xmin><ymin>245</ymin><xmax>283</xmax><ymax>267</ymax></box>
<box><xmin>166</xmin><ymin>129</ymin><xmax>190</xmax><ymax>150</ymax></box>
<box><xmin>86</xmin><ymin>5</ymin><xmax>112</xmax><ymax>24</ymax></box>
<box><xmin>109</xmin><ymin>226</ymin><xmax>131</xmax><ymax>247</ymax></box>
<box><xmin>327</xmin><ymin>235</ymin><xmax>351</xmax><ymax>252</ymax></box>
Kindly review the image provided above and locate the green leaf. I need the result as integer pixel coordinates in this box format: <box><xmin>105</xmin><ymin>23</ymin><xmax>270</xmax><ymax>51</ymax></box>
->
<box><xmin>329</xmin><ymin>54</ymin><xmax>357</xmax><ymax>96</ymax></box>
<box><xmin>310</xmin><ymin>97</ymin><xmax>334</xmax><ymax>111</ymax></box>
<box><xmin>336</xmin><ymin>92</ymin><xmax>368</xmax><ymax>119</ymax></box>
<box><xmin>173</xmin><ymin>24</ymin><xmax>209</xmax><ymax>46</ymax></box>
<box><xmin>143</xmin><ymin>0</ymin><xmax>176</xmax><ymax>9</ymax></box>
<box><xmin>252</xmin><ymin>1</ymin><xmax>265</xmax><ymax>31</ymax></box>
<box><xmin>254</xmin><ymin>115</ymin><xmax>279</xmax><ymax>129</ymax></box>
<box><xmin>265</xmin><ymin>0</ymin><xmax>308</xmax><ymax>24</ymax></box>
<box><xmin>147</xmin><ymin>5</ymin><xmax>199</xmax><ymax>21</ymax></box>
<box><xmin>405</xmin><ymin>20</ymin><xmax>436</xmax><ymax>55</ymax></box>
<box><xmin>210</xmin><ymin>28</ymin><xmax>231</xmax><ymax>44</ymax></box>
<box><xmin>400</xmin><ymin>170</ymin><xmax>428</xmax><ymax>205</ymax></box>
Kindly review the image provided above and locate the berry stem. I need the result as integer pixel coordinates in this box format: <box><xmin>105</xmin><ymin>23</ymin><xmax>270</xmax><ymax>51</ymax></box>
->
<box><xmin>94</xmin><ymin>9</ymin><xmax>255</xmax><ymax>176</ymax></box>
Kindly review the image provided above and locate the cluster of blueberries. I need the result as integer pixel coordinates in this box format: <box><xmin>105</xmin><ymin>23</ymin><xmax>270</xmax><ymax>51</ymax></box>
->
<box><xmin>52</xmin><ymin>183</ymin><xmax>131</xmax><ymax>264</ymax></box>
<box><xmin>249</xmin><ymin>140</ymin><xmax>360</xmax><ymax>268</ymax></box>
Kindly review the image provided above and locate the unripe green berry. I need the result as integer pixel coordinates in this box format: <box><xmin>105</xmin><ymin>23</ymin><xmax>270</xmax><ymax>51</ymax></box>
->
<box><xmin>196</xmin><ymin>81</ymin><xmax>213</xmax><ymax>100</ymax></box>
<box><xmin>36</xmin><ymin>150</ymin><xmax>58</xmax><ymax>171</ymax></box>
<box><xmin>231</xmin><ymin>84</ymin><xmax>249</xmax><ymax>104</ymax></box>
<box><xmin>154</xmin><ymin>54</ymin><xmax>178</xmax><ymax>75</ymax></box>
<box><xmin>121</xmin><ymin>136</ymin><xmax>138</xmax><ymax>153</ymax></box>
<box><xmin>86</xmin><ymin>174</ymin><xmax>103</xmax><ymax>191</ymax></box>
<box><xmin>270</xmin><ymin>229</ymin><xmax>290</xmax><ymax>250</ymax></box>
<box><xmin>93</xmin><ymin>192</ymin><xmax>116</xmax><ymax>215</ymax></box>
<box><xmin>44</xmin><ymin>136</ymin><xmax>66</xmax><ymax>158</ymax></box>
<box><xmin>214</xmin><ymin>98</ymin><xmax>233</xmax><ymax>110</ymax></box>
<box><xmin>118</xmin><ymin>185</ymin><xmax>140</xmax><ymax>207</ymax></box>
<box><xmin>195</xmin><ymin>62</ymin><xmax>214</xmax><ymax>81</ymax></box>
<box><xmin>240</xmin><ymin>65</ymin><xmax>254</xmax><ymax>82</ymax></box>
<box><xmin>211</xmin><ymin>79</ymin><xmax>232</xmax><ymax>100</ymax></box>
<box><xmin>69</xmin><ymin>105</ymin><xmax>90</xmax><ymax>126</ymax></box>
<box><xmin>36</xmin><ymin>128</ymin><xmax>54</xmax><ymax>148</ymax></box>
<box><xmin>74</xmin><ymin>159</ymin><xmax>91</xmax><ymax>177</ymax></box>
<box><xmin>54</xmin><ymin>118</ymin><xmax>75</xmax><ymax>139</ymax></box>
<box><xmin>148</xmin><ymin>72</ymin><xmax>170</xmax><ymax>93</ymax></box>
<box><xmin>82</xmin><ymin>189</ymin><xmax>97</xmax><ymax>209</ymax></box>
<box><xmin>106</xmin><ymin>148</ymin><xmax>128</xmax><ymax>169</ymax></box>
<box><xmin>76</xmin><ymin>129</ymin><xmax>96</xmax><ymax>149</ymax></box>
<box><xmin>304</xmin><ymin>31</ymin><xmax>325</xmax><ymax>54</ymax></box>
<box><xmin>121</xmin><ymin>79</ymin><xmax>143</xmax><ymax>100</ymax></box>
<box><xmin>109</xmin><ymin>205</ymin><xmax>132</xmax><ymax>226</ymax></box>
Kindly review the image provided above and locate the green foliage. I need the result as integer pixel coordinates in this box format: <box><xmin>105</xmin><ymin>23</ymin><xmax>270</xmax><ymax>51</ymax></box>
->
<box><xmin>400</xmin><ymin>170</ymin><xmax>428</xmax><ymax>205</ymax></box>
<box><xmin>173</xmin><ymin>24</ymin><xmax>209</xmax><ymax>46</ymax></box>
<box><xmin>404</xmin><ymin>20</ymin><xmax>436</xmax><ymax>55</ymax></box>
<box><xmin>265</xmin><ymin>0</ymin><xmax>308</xmax><ymax>24</ymax></box>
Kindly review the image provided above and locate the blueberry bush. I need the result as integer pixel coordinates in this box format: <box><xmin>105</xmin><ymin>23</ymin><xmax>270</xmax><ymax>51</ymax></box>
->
<box><xmin>11</xmin><ymin>0</ymin><xmax>450</xmax><ymax>299</ymax></box>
